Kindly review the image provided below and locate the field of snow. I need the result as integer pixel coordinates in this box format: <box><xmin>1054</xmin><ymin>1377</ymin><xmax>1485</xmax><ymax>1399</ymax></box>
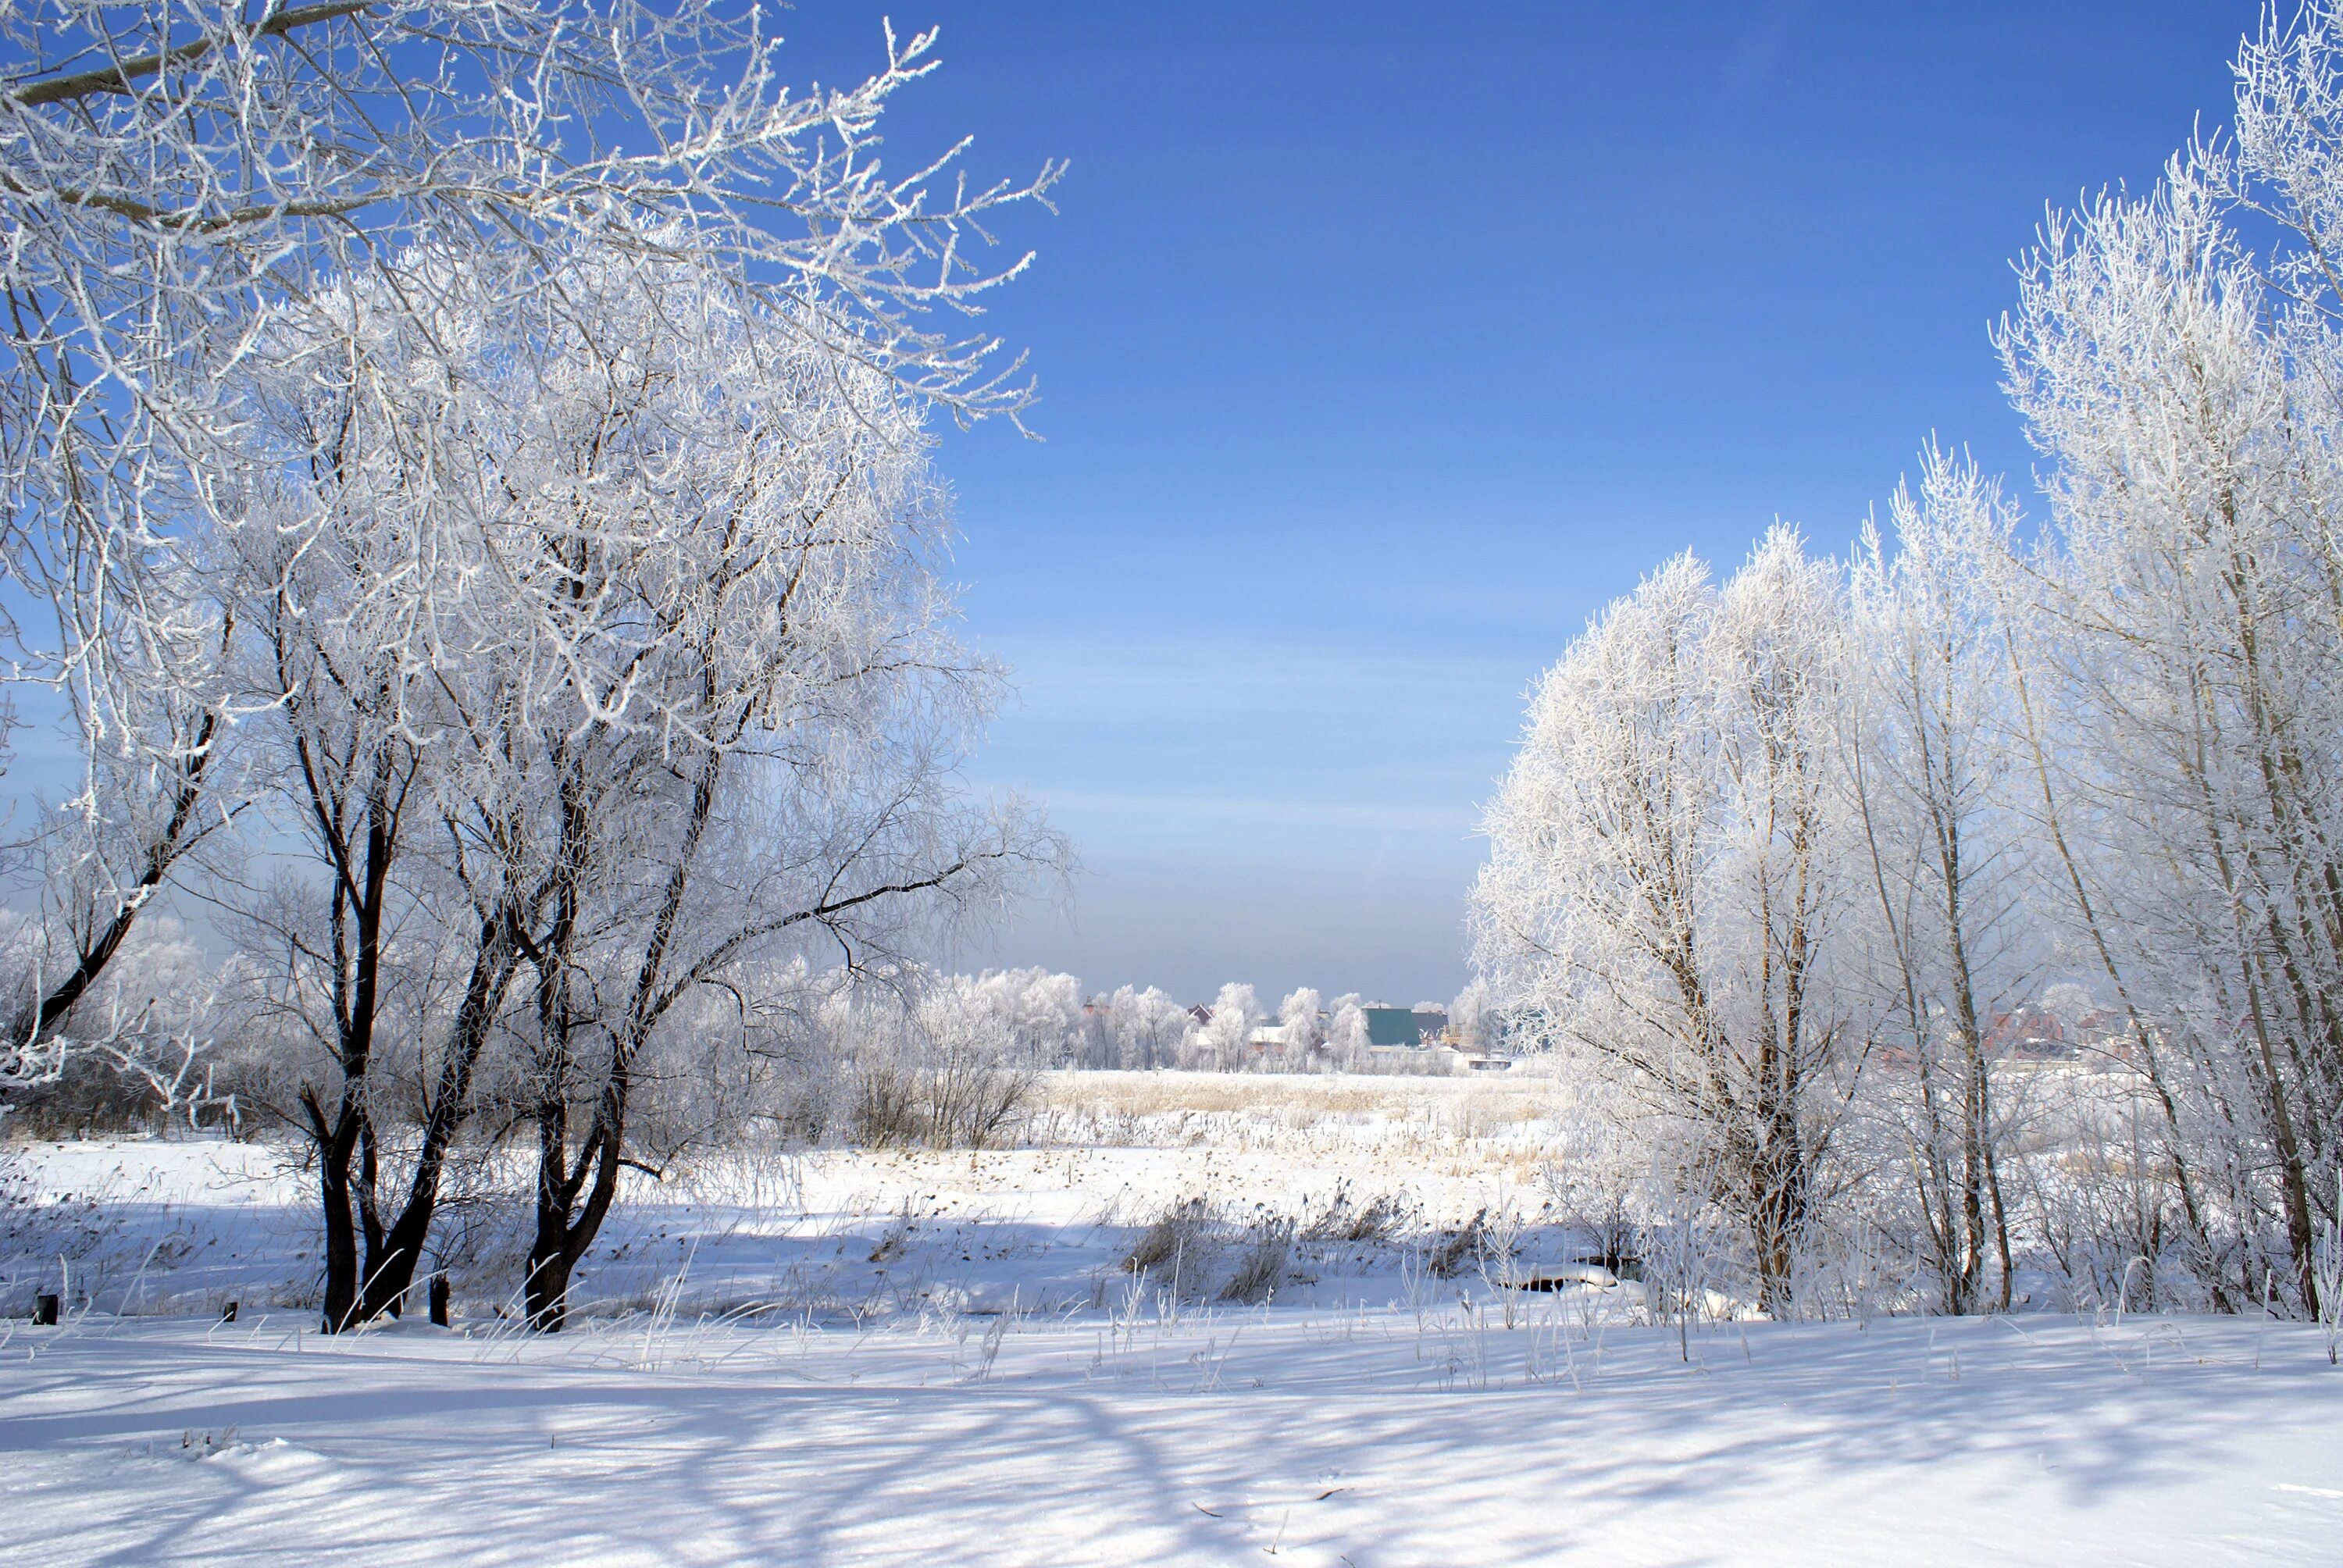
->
<box><xmin>0</xmin><ymin>1071</ymin><xmax>1589</xmax><ymax>1326</ymax></box>
<box><xmin>2</xmin><ymin>1071</ymin><xmax>2339</xmax><ymax>1564</ymax></box>
<box><xmin>5</xmin><ymin>1300</ymin><xmax>2338</xmax><ymax>1563</ymax></box>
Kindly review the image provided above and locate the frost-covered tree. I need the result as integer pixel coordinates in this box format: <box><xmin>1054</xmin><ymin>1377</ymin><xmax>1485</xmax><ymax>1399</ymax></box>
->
<box><xmin>1325</xmin><ymin>993</ymin><xmax>1372</xmax><ymax>1068</ymax></box>
<box><xmin>970</xmin><ymin>969</ymin><xmax>1087</xmax><ymax>1066</ymax></box>
<box><xmin>1987</xmin><ymin>30</ymin><xmax>2343</xmax><ymax>1311</ymax></box>
<box><xmin>1278</xmin><ymin>987</ymin><xmax>1325</xmax><ymax>1067</ymax></box>
<box><xmin>1450</xmin><ymin>980</ymin><xmax>1494</xmax><ymax>1052</ymax></box>
<box><xmin>391</xmin><ymin>245</ymin><xmax>1062</xmax><ymax>1331</ymax></box>
<box><xmin>1100</xmin><ymin>984</ymin><xmax>1194</xmax><ymax>1070</ymax></box>
<box><xmin>1192</xmin><ymin>982</ymin><xmax>1261</xmax><ymax>1071</ymax></box>
<box><xmin>0</xmin><ymin>1</ymin><xmax>1057</xmax><ymax>1093</ymax></box>
<box><xmin>216</xmin><ymin>248</ymin><xmax>538</xmax><ymax>1329</ymax></box>
<box><xmin>1844</xmin><ymin>447</ymin><xmax>2035</xmax><ymax>1313</ymax></box>
<box><xmin>1474</xmin><ymin>530</ymin><xmax>1867</xmax><ymax>1315</ymax></box>
<box><xmin>7</xmin><ymin>3</ymin><xmax>1070</xmax><ymax>1323</ymax></box>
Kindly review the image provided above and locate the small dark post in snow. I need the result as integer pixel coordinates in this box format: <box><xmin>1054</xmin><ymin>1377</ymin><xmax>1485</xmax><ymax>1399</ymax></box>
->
<box><xmin>33</xmin><ymin>1293</ymin><xmax>59</xmax><ymax>1326</ymax></box>
<box><xmin>221</xmin><ymin>1301</ymin><xmax>237</xmax><ymax>1324</ymax></box>
<box><xmin>428</xmin><ymin>1273</ymin><xmax>450</xmax><ymax>1327</ymax></box>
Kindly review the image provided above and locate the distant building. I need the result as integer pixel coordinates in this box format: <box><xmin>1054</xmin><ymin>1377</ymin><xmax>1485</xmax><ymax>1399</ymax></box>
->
<box><xmin>1986</xmin><ymin>1006</ymin><xmax>2075</xmax><ymax>1060</ymax></box>
<box><xmin>1361</xmin><ymin>1005</ymin><xmax>1426</xmax><ymax>1048</ymax></box>
<box><xmin>1413</xmin><ymin>1007</ymin><xmax>1450</xmax><ymax>1044</ymax></box>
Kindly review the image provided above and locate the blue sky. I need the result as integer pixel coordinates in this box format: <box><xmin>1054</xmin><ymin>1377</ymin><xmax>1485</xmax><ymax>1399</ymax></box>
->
<box><xmin>769</xmin><ymin>2</ymin><xmax>2260</xmax><ymax>1005</ymax></box>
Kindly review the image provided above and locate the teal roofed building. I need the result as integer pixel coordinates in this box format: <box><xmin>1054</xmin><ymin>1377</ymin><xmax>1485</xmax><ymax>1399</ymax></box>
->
<box><xmin>1362</xmin><ymin>1006</ymin><xmax>1425</xmax><ymax>1048</ymax></box>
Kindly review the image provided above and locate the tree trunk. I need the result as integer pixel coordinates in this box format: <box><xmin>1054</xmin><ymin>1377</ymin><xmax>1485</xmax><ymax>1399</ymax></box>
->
<box><xmin>316</xmin><ymin>1124</ymin><xmax>360</xmax><ymax>1331</ymax></box>
<box><xmin>301</xmin><ymin>1085</ymin><xmax>369</xmax><ymax>1331</ymax></box>
<box><xmin>524</xmin><ymin>1090</ymin><xmax>576</xmax><ymax>1332</ymax></box>
<box><xmin>1750</xmin><ymin>1099</ymin><xmax>1806</xmax><ymax>1319</ymax></box>
<box><xmin>524</xmin><ymin>1117</ymin><xmax>625</xmax><ymax>1333</ymax></box>
<box><xmin>354</xmin><ymin>907</ymin><xmax>522</xmax><ymax>1322</ymax></box>
<box><xmin>523</xmin><ymin>1217</ymin><xmax>578</xmax><ymax>1334</ymax></box>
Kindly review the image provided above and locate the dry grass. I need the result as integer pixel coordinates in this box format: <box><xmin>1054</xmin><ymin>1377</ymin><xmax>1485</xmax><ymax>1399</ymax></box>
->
<box><xmin>1021</xmin><ymin>1067</ymin><xmax>1576</xmax><ymax>1185</ymax></box>
<box><xmin>1035</xmin><ymin>1068</ymin><xmax>1557</xmax><ymax>1124</ymax></box>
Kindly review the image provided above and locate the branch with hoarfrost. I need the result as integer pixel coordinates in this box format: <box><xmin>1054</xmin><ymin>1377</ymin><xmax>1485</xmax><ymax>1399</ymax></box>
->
<box><xmin>0</xmin><ymin>914</ymin><xmax>234</xmax><ymax>1128</ymax></box>
<box><xmin>0</xmin><ymin>0</ymin><xmax>1061</xmax><ymax>1085</ymax></box>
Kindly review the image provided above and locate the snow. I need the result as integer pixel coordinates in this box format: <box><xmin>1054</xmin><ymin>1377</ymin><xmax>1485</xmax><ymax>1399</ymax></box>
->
<box><xmin>3</xmin><ymin>1303</ymin><xmax>2337</xmax><ymax>1563</ymax></box>
<box><xmin>2</xmin><ymin>1123</ymin><xmax>2338</xmax><ymax>1563</ymax></box>
<box><xmin>0</xmin><ymin>1074</ymin><xmax>1585</xmax><ymax>1326</ymax></box>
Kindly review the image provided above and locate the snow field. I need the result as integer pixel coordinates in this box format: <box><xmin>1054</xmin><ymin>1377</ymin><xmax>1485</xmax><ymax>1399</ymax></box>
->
<box><xmin>2</xmin><ymin>1074</ymin><xmax>2338</xmax><ymax>1564</ymax></box>
<box><xmin>1</xmin><ymin>1071</ymin><xmax>1588</xmax><ymax>1327</ymax></box>
<box><xmin>2</xmin><ymin>1304</ymin><xmax>2337</xmax><ymax>1564</ymax></box>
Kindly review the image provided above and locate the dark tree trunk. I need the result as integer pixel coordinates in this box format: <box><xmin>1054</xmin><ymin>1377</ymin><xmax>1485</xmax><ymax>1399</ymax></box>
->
<box><xmin>355</xmin><ymin>907</ymin><xmax>523</xmax><ymax>1321</ymax></box>
<box><xmin>316</xmin><ymin>1129</ymin><xmax>360</xmax><ymax>1331</ymax></box>
<box><xmin>524</xmin><ymin>1114</ymin><xmax>625</xmax><ymax>1333</ymax></box>
<box><xmin>305</xmin><ymin>1090</ymin><xmax>366</xmax><ymax>1331</ymax></box>
<box><xmin>523</xmin><ymin>1227</ymin><xmax>575</xmax><ymax>1333</ymax></box>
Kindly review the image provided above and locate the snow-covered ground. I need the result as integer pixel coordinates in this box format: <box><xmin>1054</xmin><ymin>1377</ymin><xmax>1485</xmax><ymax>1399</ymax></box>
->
<box><xmin>0</xmin><ymin>1071</ymin><xmax>1590</xmax><ymax>1327</ymax></box>
<box><xmin>2</xmin><ymin>1082</ymin><xmax>2339</xmax><ymax>1564</ymax></box>
<box><xmin>5</xmin><ymin>1304</ymin><xmax>2338</xmax><ymax>1563</ymax></box>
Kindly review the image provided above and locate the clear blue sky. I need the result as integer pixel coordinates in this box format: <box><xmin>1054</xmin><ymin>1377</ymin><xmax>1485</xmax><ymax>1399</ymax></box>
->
<box><xmin>772</xmin><ymin>2</ymin><xmax>2261</xmax><ymax>1006</ymax></box>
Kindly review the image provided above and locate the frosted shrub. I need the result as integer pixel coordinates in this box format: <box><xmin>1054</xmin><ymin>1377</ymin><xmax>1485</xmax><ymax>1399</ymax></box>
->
<box><xmin>1428</xmin><ymin>1209</ymin><xmax>1496</xmax><ymax>1281</ymax></box>
<box><xmin>2018</xmin><ymin>1113</ymin><xmax>2207</xmax><ymax>1315</ymax></box>
<box><xmin>848</xmin><ymin>1038</ymin><xmax>1033</xmax><ymax>1152</ymax></box>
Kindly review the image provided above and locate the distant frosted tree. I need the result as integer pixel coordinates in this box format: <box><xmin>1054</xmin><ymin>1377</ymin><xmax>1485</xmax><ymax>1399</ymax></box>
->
<box><xmin>971</xmin><ymin>969</ymin><xmax>1086</xmax><ymax>1065</ymax></box>
<box><xmin>1278</xmin><ymin>988</ymin><xmax>1325</xmax><ymax>1067</ymax></box>
<box><xmin>1193</xmin><ymin>982</ymin><xmax>1261</xmax><ymax>1071</ymax></box>
<box><xmin>1101</xmin><ymin>985</ymin><xmax>1193</xmax><ymax>1070</ymax></box>
<box><xmin>1450</xmin><ymin>981</ymin><xmax>1494</xmax><ymax>1051</ymax></box>
<box><xmin>1325</xmin><ymin>994</ymin><xmax>1371</xmax><ymax>1068</ymax></box>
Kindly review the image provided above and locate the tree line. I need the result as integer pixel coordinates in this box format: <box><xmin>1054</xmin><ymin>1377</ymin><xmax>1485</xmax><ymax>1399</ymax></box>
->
<box><xmin>1474</xmin><ymin>4</ymin><xmax>2343</xmax><ymax>1324</ymax></box>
